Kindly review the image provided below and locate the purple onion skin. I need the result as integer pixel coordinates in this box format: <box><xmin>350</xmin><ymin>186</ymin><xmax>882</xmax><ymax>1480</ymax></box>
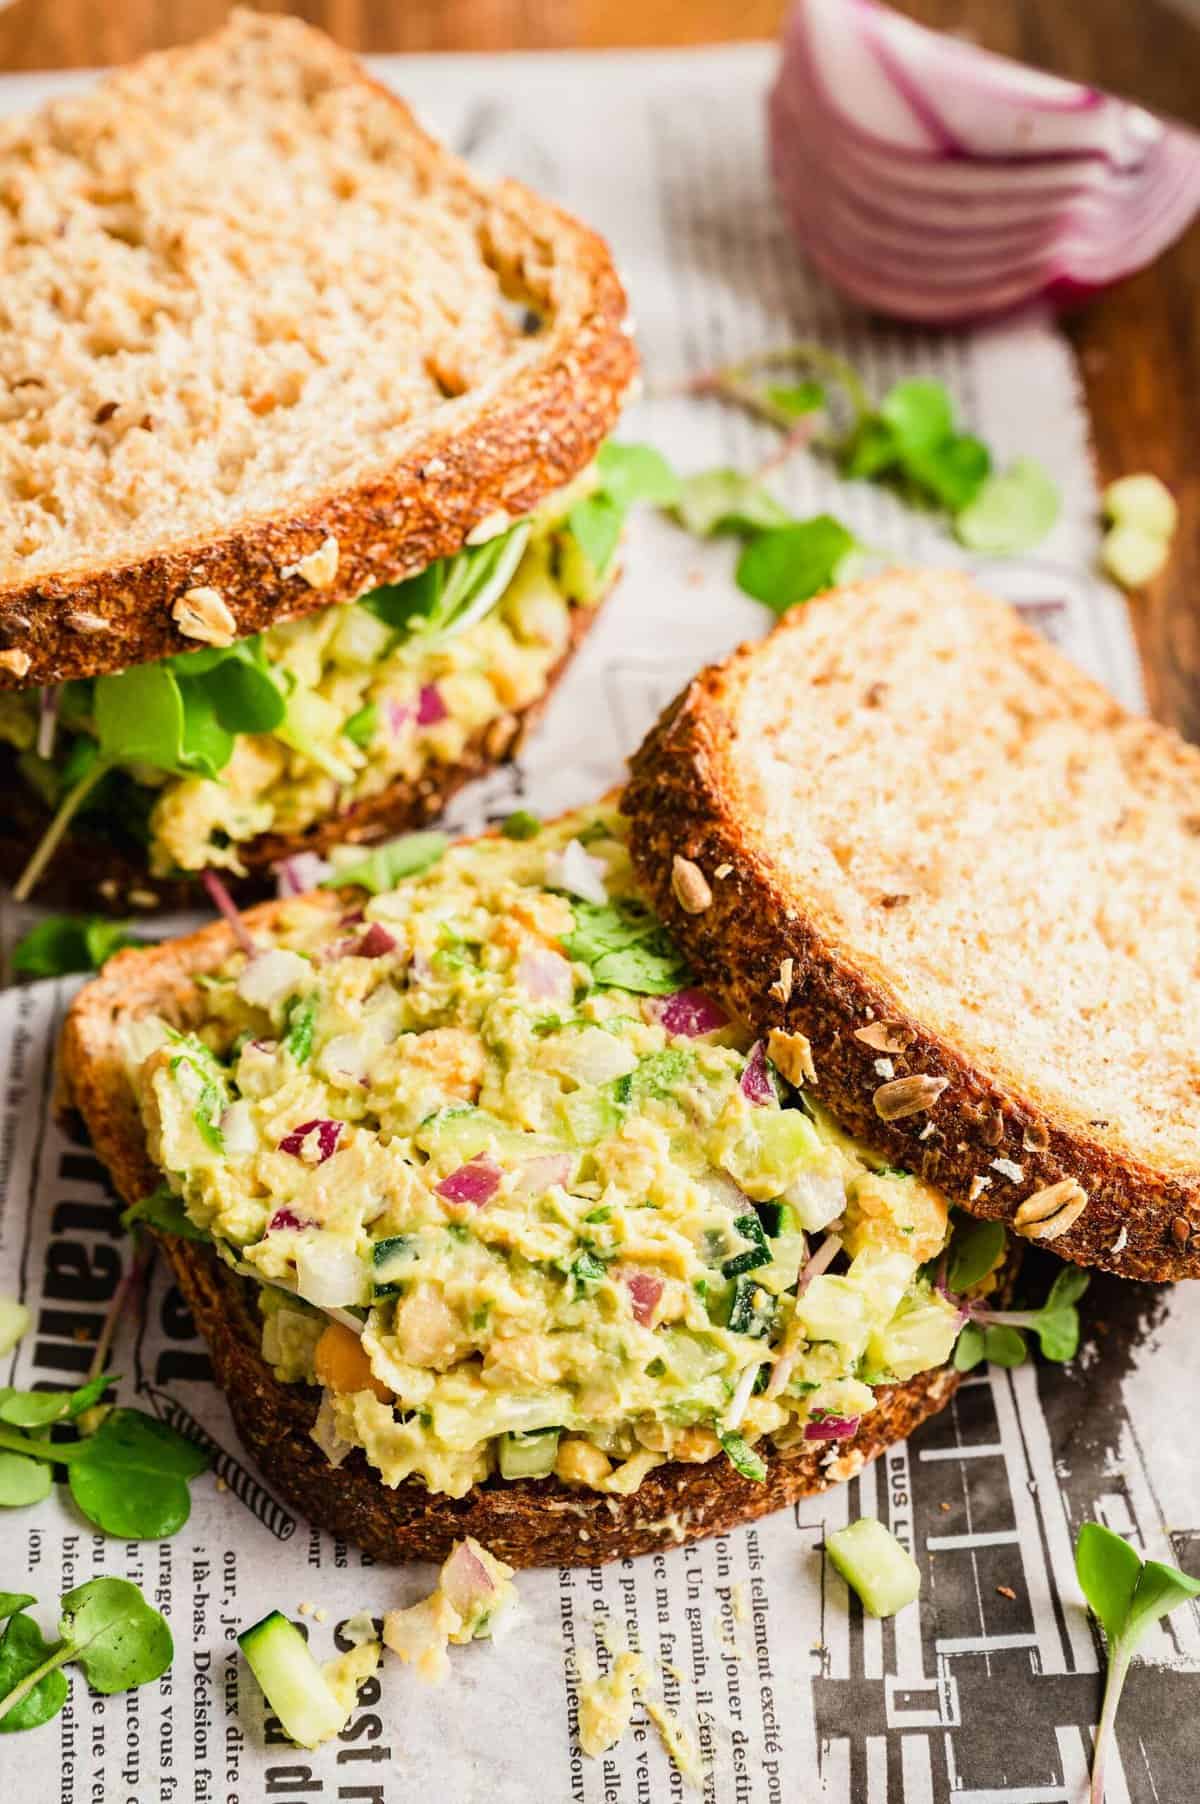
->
<box><xmin>740</xmin><ymin>1041</ymin><xmax>776</xmax><ymax>1106</ymax></box>
<box><xmin>436</xmin><ymin>1154</ymin><xmax>502</xmax><ymax>1208</ymax></box>
<box><xmin>278</xmin><ymin>1119</ymin><xmax>343</xmax><ymax>1162</ymax></box>
<box><xmin>657</xmin><ymin>988</ymin><xmax>728</xmax><ymax>1037</ymax></box>
<box><xmin>803</xmin><ymin>1415</ymin><xmax>861</xmax><ymax>1441</ymax></box>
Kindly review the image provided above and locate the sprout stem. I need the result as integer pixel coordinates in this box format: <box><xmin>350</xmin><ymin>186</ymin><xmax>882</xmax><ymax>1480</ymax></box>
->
<box><xmin>1090</xmin><ymin>1642</ymin><xmax>1130</xmax><ymax>1803</ymax></box>
<box><xmin>0</xmin><ymin>1641</ymin><xmax>71</xmax><ymax>1723</ymax></box>
<box><xmin>13</xmin><ymin>759</ymin><xmax>110</xmax><ymax>904</ymax></box>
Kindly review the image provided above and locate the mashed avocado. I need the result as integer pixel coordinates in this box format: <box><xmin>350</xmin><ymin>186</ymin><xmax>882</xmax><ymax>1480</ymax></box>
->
<box><xmin>4</xmin><ymin>471</ymin><xmax>602</xmax><ymax>881</ymax></box>
<box><xmin>122</xmin><ymin>805</ymin><xmax>974</xmax><ymax>1499</ymax></box>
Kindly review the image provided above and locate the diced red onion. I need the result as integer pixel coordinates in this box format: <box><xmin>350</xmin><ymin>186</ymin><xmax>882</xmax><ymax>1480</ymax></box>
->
<box><xmin>517</xmin><ymin>948</ymin><xmax>575</xmax><ymax>1005</ymax></box>
<box><xmin>436</xmin><ymin>1154</ymin><xmax>502</xmax><ymax>1207</ymax></box>
<box><xmin>622</xmin><ymin>1271</ymin><xmax>663</xmax><ymax>1327</ymax></box>
<box><xmin>803</xmin><ymin>1414</ymin><xmax>860</xmax><ymax>1442</ymax></box>
<box><xmin>386</xmin><ymin>697</ymin><xmax>416</xmax><ymax>739</ymax></box>
<box><xmin>409</xmin><ymin>948</ymin><xmax>435</xmax><ymax>986</ymax></box>
<box><xmin>770</xmin><ymin>0</ymin><xmax>1200</xmax><ymax>324</ymax></box>
<box><xmin>269</xmin><ymin>1207</ymin><xmax>315</xmax><ymax>1232</ymax></box>
<box><xmin>37</xmin><ymin>686</ymin><xmax>59</xmax><ymax>761</ymax></box>
<box><xmin>740</xmin><ymin>1041</ymin><xmax>775</xmax><ymax>1106</ymax></box>
<box><xmin>275</xmin><ymin>852</ymin><xmax>333</xmax><ymax>898</ymax></box>
<box><xmin>202</xmin><ymin>868</ymin><xmax>256</xmax><ymax>955</ymax></box>
<box><xmin>237</xmin><ymin>946</ymin><xmax>311</xmax><ymax>1009</ymax></box>
<box><xmin>654</xmin><ymin>988</ymin><xmax>728</xmax><ymax>1038</ymax></box>
<box><xmin>796</xmin><ymin>1231</ymin><xmax>842</xmax><ymax>1298</ymax></box>
<box><xmin>295</xmin><ymin>1238</ymin><xmax>366</xmax><ymax>1308</ymax></box>
<box><xmin>440</xmin><ymin>1541</ymin><xmax>496</xmax><ymax>1615</ymax></box>
<box><xmin>514</xmin><ymin>1153</ymin><xmax>572</xmax><ymax>1199</ymax></box>
<box><xmin>544</xmin><ymin>837</ymin><xmax>609</xmax><ymax>905</ymax></box>
<box><xmin>355</xmin><ymin>923</ymin><xmax>397</xmax><ymax>959</ymax></box>
<box><xmin>278</xmin><ymin>1118</ymin><xmax>343</xmax><ymax>1163</ymax></box>
<box><xmin>340</xmin><ymin>906</ymin><xmax>366</xmax><ymax>927</ymax></box>
<box><xmin>417</xmin><ymin>684</ymin><xmax>447</xmax><ymax>726</ymax></box>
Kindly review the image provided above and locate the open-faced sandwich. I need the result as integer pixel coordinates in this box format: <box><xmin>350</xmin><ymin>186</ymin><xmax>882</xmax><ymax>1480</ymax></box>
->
<box><xmin>0</xmin><ymin>13</ymin><xmax>635</xmax><ymax>909</ymax></box>
<box><xmin>62</xmin><ymin>571</ymin><xmax>1200</xmax><ymax>1567</ymax></box>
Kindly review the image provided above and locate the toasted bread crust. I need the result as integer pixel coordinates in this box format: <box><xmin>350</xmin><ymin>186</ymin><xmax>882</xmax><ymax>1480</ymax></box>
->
<box><xmin>59</xmin><ymin>857</ymin><xmax>962</xmax><ymax>1568</ymax></box>
<box><xmin>622</xmin><ymin>593</ymin><xmax>1200</xmax><ymax>1284</ymax></box>
<box><xmin>1</xmin><ymin>593</ymin><xmax>600</xmax><ymax>912</ymax></box>
<box><xmin>0</xmin><ymin>23</ymin><xmax>636</xmax><ymax>691</ymax></box>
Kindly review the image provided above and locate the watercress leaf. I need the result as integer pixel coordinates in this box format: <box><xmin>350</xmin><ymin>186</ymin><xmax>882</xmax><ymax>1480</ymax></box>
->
<box><xmin>902</xmin><ymin>432</ymin><xmax>991</xmax><ymax>512</ymax></box>
<box><xmin>12</xmin><ymin>915</ymin><xmax>135</xmax><ymax>979</ymax></box>
<box><xmin>952</xmin><ymin>1321</ymin><xmax>986</xmax><ymax>1372</ymax></box>
<box><xmin>0</xmin><ymin>1597</ymin><xmax>34</xmax><ymax>1622</ymax></box>
<box><xmin>764</xmin><ymin>380</ymin><xmax>825</xmax><ymax>419</ymax></box>
<box><xmin>121</xmin><ymin>1186</ymin><xmax>209</xmax><ymax>1243</ymax></box>
<box><xmin>1124</xmin><ymin>1558</ymin><xmax>1200</xmax><ymax>1648</ymax></box>
<box><xmin>567</xmin><ymin>493</ymin><xmax>624</xmax><ymax>577</ymax></box>
<box><xmin>596</xmin><ymin>441</ymin><xmax>681</xmax><ymax>508</ymax></box>
<box><xmin>361</xmin><ymin>563</ymin><xmax>443</xmax><ymax>633</ymax></box>
<box><xmin>982</xmin><ymin>1324</ymin><xmax>1028</xmax><ymax>1367</ymax></box>
<box><xmin>93</xmin><ymin>665</ymin><xmax>186</xmax><ymax>774</ymax></box>
<box><xmin>200</xmin><ymin>653</ymin><xmax>286</xmax><ymax>735</ymax></box>
<box><xmin>58</xmin><ymin>1577</ymin><xmax>173</xmax><ymax>1694</ymax></box>
<box><xmin>946</xmin><ymin>1218</ymin><xmax>1008</xmax><ymax>1293</ymax></box>
<box><xmin>322</xmin><ymin>830</ymin><xmax>448</xmax><ymax>896</ymax></box>
<box><xmin>1076</xmin><ymin>1521</ymin><xmax>1144</xmax><ymax>1643</ymax></box>
<box><xmin>0</xmin><ymin>1453</ymin><xmax>52</xmax><ymax>1507</ymax></box>
<box><xmin>879</xmin><ymin>379</ymin><xmax>956</xmax><ymax>454</ymax></box>
<box><xmin>175</xmin><ymin>679</ymin><xmax>235</xmax><ymax>778</ymax></box>
<box><xmin>843</xmin><ymin>416</ymin><xmax>898</xmax><ymax>480</ymax></box>
<box><xmin>0</xmin><ymin>1371</ymin><xmax>115</xmax><ymax>1429</ymax></box>
<box><xmin>0</xmin><ymin>1611</ymin><xmax>68</xmax><ymax>1732</ymax></box>
<box><xmin>67</xmin><ymin>1408</ymin><xmax>208</xmax><ymax>1539</ymax></box>
<box><xmin>956</xmin><ymin>457</ymin><xmax>1060</xmax><ymax>553</ymax></box>
<box><xmin>673</xmin><ymin>468</ymin><xmax>793</xmax><ymax>538</ymax></box>
<box><xmin>735</xmin><ymin>515</ymin><xmax>857</xmax><ymax>613</ymax></box>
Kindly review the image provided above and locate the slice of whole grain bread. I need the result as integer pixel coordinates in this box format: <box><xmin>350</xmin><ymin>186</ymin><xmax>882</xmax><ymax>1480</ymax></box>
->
<box><xmin>623</xmin><ymin>568</ymin><xmax>1200</xmax><ymax>1283</ymax></box>
<box><xmin>0</xmin><ymin>11</ymin><xmax>635</xmax><ymax>689</ymax></box>
<box><xmin>59</xmin><ymin>851</ymin><xmax>966</xmax><ymax>1567</ymax></box>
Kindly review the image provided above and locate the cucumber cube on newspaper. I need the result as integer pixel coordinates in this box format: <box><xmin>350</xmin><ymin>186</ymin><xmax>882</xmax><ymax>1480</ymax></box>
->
<box><xmin>827</xmin><ymin>1518</ymin><xmax>921</xmax><ymax>1618</ymax></box>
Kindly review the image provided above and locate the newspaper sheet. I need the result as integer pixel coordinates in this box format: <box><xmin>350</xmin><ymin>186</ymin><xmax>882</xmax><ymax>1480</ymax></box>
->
<box><xmin>1</xmin><ymin>44</ymin><xmax>1194</xmax><ymax>1804</ymax></box>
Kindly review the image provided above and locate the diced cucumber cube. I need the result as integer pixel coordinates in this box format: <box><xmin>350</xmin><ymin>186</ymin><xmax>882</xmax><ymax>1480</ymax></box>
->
<box><xmin>498</xmin><ymin>1428</ymin><xmax>560</xmax><ymax>1480</ymax></box>
<box><xmin>827</xmin><ymin>1518</ymin><xmax>920</xmax><ymax>1618</ymax></box>
<box><xmin>727</xmin><ymin>1275</ymin><xmax>776</xmax><ymax>1337</ymax></box>
<box><xmin>792</xmin><ymin>1275</ymin><xmax>868</xmax><ymax>1350</ymax></box>
<box><xmin>722</xmin><ymin>1213</ymin><xmax>772</xmax><ymax>1278</ymax></box>
<box><xmin>238</xmin><ymin>1611</ymin><xmax>346</xmax><ymax>1748</ymax></box>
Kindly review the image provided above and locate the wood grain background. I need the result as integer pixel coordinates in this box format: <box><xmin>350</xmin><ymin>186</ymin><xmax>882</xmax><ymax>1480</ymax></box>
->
<box><xmin>0</xmin><ymin>0</ymin><xmax>1196</xmax><ymax>733</ymax></box>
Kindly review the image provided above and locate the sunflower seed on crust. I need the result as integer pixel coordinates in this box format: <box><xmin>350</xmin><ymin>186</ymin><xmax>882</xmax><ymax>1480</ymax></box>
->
<box><xmin>173</xmin><ymin>585</ymin><xmax>237</xmax><ymax>646</ymax></box>
<box><xmin>282</xmin><ymin>534</ymin><xmax>340</xmax><ymax>590</ymax></box>
<box><xmin>1171</xmin><ymin>1215</ymin><xmax>1192</xmax><ymax>1247</ymax></box>
<box><xmin>853</xmin><ymin>1020</ymin><xmax>913</xmax><ymax>1055</ymax></box>
<box><xmin>873</xmin><ymin>1074</ymin><xmax>948</xmax><ymax>1120</ymax></box>
<box><xmin>671</xmin><ymin>855</ymin><xmax>712</xmax><ymax>914</ymax></box>
<box><xmin>767</xmin><ymin>1028</ymin><xmax>816</xmax><ymax>1088</ymax></box>
<box><xmin>768</xmin><ymin>958</ymin><xmax>794</xmax><ymax>1005</ymax></box>
<box><xmin>0</xmin><ymin>648</ymin><xmax>31</xmax><ymax>677</ymax></box>
<box><xmin>1013</xmin><ymin>1179</ymin><xmax>1088</xmax><ymax>1241</ymax></box>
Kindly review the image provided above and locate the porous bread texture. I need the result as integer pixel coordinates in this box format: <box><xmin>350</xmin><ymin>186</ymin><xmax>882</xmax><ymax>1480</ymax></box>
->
<box><xmin>0</xmin><ymin>11</ymin><xmax>635</xmax><ymax>685</ymax></box>
<box><xmin>623</xmin><ymin>569</ymin><xmax>1200</xmax><ymax>1281</ymax></box>
<box><xmin>58</xmin><ymin>882</ymin><xmax>965</xmax><ymax>1567</ymax></box>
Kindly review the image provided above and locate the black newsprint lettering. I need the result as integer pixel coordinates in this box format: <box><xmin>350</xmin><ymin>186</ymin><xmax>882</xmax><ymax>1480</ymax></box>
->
<box><xmin>155</xmin><ymin>1283</ymin><xmax>214</xmax><ymax>1387</ymax></box>
<box><xmin>50</xmin><ymin>1198</ymin><xmax>125</xmax><ymax>1240</ymax></box>
<box><xmin>58</xmin><ymin>1150</ymin><xmax>115</xmax><ymax>1187</ymax></box>
<box><xmin>29</xmin><ymin>1132</ymin><xmax>126</xmax><ymax>1383</ymax></box>
<box><xmin>264</xmin><ymin>1764</ymin><xmax>323</xmax><ymax>1794</ymax></box>
<box><xmin>338</xmin><ymin>1788</ymin><xmax>384</xmax><ymax>1802</ymax></box>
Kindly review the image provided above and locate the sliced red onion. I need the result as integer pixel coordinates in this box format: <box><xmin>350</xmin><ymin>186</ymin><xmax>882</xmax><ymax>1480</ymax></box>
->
<box><xmin>417</xmin><ymin>683</ymin><xmax>447</xmax><ymax>727</ymax></box>
<box><xmin>275</xmin><ymin>851</ymin><xmax>333</xmax><ymax>898</ymax></box>
<box><xmin>740</xmin><ymin>1041</ymin><xmax>775</xmax><ymax>1106</ymax></box>
<box><xmin>803</xmin><ymin>1414</ymin><xmax>860</xmax><ymax>1442</ymax></box>
<box><xmin>765</xmin><ymin>1231</ymin><xmax>841</xmax><ymax>1400</ymax></box>
<box><xmin>622</xmin><ymin>1271</ymin><xmax>663</xmax><ymax>1327</ymax></box>
<box><xmin>386</xmin><ymin>697</ymin><xmax>416</xmax><ymax>739</ymax></box>
<box><xmin>514</xmin><ymin>1153</ymin><xmax>573</xmax><ymax>1199</ymax></box>
<box><xmin>544</xmin><ymin>838</ymin><xmax>608</xmax><ymax>905</ymax></box>
<box><xmin>724</xmin><ymin>1358</ymin><xmax>766</xmax><ymax>1431</ymax></box>
<box><xmin>517</xmin><ymin>948</ymin><xmax>575</xmax><ymax>1005</ymax></box>
<box><xmin>796</xmin><ymin>1231</ymin><xmax>842</xmax><ymax>1298</ymax></box>
<box><xmin>36</xmin><ymin>685</ymin><xmax>59</xmax><ymax>762</ymax></box>
<box><xmin>654</xmin><ymin>988</ymin><xmax>728</xmax><ymax>1038</ymax></box>
<box><xmin>436</xmin><ymin>1154</ymin><xmax>502</xmax><ymax>1208</ymax></box>
<box><xmin>278</xmin><ymin>1118</ymin><xmax>343</xmax><ymax>1163</ymax></box>
<box><xmin>269</xmin><ymin>1207</ymin><xmax>316</xmax><ymax>1232</ymax></box>
<box><xmin>770</xmin><ymin>0</ymin><xmax>1200</xmax><ymax>324</ymax></box>
<box><xmin>202</xmin><ymin>868</ymin><xmax>256</xmax><ymax>956</ymax></box>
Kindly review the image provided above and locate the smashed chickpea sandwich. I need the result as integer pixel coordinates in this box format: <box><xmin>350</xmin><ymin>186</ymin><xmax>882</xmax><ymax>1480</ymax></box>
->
<box><xmin>122</xmin><ymin>804</ymin><xmax>985</xmax><ymax>1503</ymax></box>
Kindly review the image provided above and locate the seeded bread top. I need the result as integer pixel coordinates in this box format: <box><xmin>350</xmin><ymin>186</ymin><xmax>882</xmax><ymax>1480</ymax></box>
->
<box><xmin>624</xmin><ymin>569</ymin><xmax>1200</xmax><ymax>1281</ymax></box>
<box><xmin>0</xmin><ymin>11</ymin><xmax>635</xmax><ymax>686</ymax></box>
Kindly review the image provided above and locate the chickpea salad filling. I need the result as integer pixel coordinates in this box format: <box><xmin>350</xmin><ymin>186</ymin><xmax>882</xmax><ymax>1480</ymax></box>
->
<box><xmin>120</xmin><ymin>804</ymin><xmax>1004</xmax><ymax>1500</ymax></box>
<box><xmin>5</xmin><ymin>447</ymin><xmax>647</xmax><ymax>900</ymax></box>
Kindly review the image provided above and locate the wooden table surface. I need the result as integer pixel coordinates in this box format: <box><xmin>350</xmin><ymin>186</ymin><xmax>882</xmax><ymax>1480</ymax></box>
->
<box><xmin>1</xmin><ymin>0</ymin><xmax>1196</xmax><ymax>734</ymax></box>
